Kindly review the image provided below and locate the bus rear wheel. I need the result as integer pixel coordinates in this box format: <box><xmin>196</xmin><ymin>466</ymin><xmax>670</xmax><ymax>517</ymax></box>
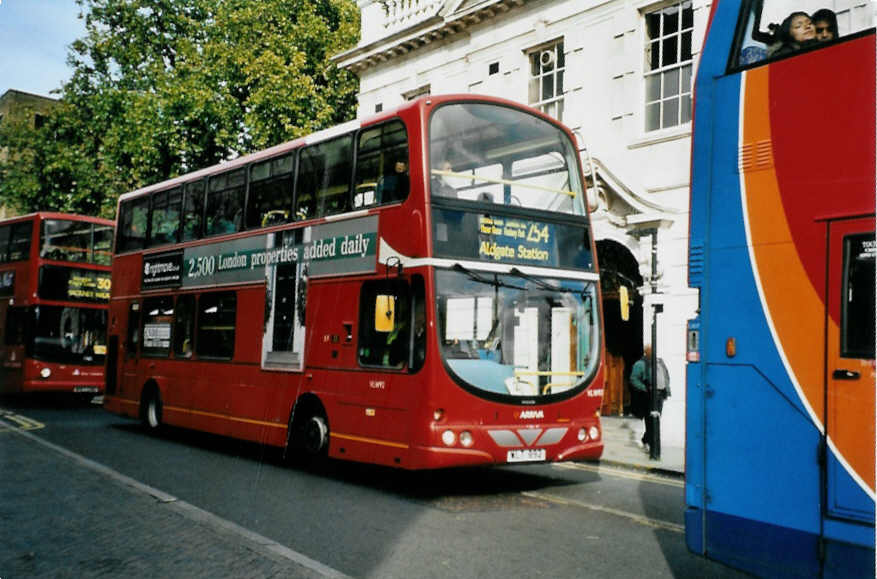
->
<box><xmin>140</xmin><ymin>386</ymin><xmax>163</xmax><ymax>433</ymax></box>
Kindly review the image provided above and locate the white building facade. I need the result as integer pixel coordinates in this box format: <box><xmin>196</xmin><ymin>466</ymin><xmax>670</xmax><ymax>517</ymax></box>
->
<box><xmin>334</xmin><ymin>0</ymin><xmax>712</xmax><ymax>447</ymax></box>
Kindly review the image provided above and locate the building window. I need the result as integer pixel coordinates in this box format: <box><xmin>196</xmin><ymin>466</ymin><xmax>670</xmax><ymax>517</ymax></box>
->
<box><xmin>489</xmin><ymin>62</ymin><xmax>499</xmax><ymax>75</ymax></box>
<box><xmin>644</xmin><ymin>1</ymin><xmax>693</xmax><ymax>131</ymax></box>
<box><xmin>528</xmin><ymin>41</ymin><xmax>565</xmax><ymax>121</ymax></box>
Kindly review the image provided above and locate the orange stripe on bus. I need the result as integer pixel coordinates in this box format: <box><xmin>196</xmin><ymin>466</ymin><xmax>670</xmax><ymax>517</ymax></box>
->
<box><xmin>330</xmin><ymin>432</ymin><xmax>409</xmax><ymax>450</ymax></box>
<box><xmin>165</xmin><ymin>406</ymin><xmax>286</xmax><ymax>429</ymax></box>
<box><xmin>742</xmin><ymin>68</ymin><xmax>825</xmax><ymax>422</ymax></box>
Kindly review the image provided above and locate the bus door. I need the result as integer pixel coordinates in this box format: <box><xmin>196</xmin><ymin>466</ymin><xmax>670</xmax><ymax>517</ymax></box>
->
<box><xmin>349</xmin><ymin>277</ymin><xmax>423</xmax><ymax>456</ymax></box>
<box><xmin>824</xmin><ymin>217</ymin><xmax>875</xmax><ymax>523</ymax></box>
<box><xmin>122</xmin><ymin>301</ymin><xmax>141</xmax><ymax>395</ymax></box>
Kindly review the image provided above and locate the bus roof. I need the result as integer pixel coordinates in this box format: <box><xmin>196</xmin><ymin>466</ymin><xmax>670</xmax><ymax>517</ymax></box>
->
<box><xmin>116</xmin><ymin>94</ymin><xmax>571</xmax><ymax>204</ymax></box>
<box><xmin>0</xmin><ymin>212</ymin><xmax>114</xmax><ymax>227</ymax></box>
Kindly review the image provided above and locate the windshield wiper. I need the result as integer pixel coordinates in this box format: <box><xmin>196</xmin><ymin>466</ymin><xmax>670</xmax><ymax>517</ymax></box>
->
<box><xmin>508</xmin><ymin>267</ymin><xmax>588</xmax><ymax>296</ymax></box>
<box><xmin>451</xmin><ymin>263</ymin><xmax>524</xmax><ymax>291</ymax></box>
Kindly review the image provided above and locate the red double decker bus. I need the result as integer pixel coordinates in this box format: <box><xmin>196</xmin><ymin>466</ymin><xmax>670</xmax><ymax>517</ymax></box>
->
<box><xmin>104</xmin><ymin>95</ymin><xmax>605</xmax><ymax>469</ymax></box>
<box><xmin>0</xmin><ymin>213</ymin><xmax>113</xmax><ymax>396</ymax></box>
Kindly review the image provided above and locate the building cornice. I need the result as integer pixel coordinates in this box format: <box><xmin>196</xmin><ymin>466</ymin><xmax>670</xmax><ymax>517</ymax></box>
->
<box><xmin>333</xmin><ymin>0</ymin><xmax>526</xmax><ymax>72</ymax></box>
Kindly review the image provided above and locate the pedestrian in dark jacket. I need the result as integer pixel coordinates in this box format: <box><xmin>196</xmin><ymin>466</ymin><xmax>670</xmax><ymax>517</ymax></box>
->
<box><xmin>629</xmin><ymin>345</ymin><xmax>670</xmax><ymax>450</ymax></box>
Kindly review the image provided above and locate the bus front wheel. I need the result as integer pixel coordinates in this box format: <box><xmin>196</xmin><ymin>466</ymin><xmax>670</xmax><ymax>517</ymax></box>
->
<box><xmin>287</xmin><ymin>399</ymin><xmax>329</xmax><ymax>462</ymax></box>
<box><xmin>303</xmin><ymin>415</ymin><xmax>328</xmax><ymax>455</ymax></box>
<box><xmin>140</xmin><ymin>386</ymin><xmax>163</xmax><ymax>432</ymax></box>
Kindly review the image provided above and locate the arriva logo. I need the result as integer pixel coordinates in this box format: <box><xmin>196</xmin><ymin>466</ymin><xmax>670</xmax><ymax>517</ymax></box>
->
<box><xmin>516</xmin><ymin>409</ymin><xmax>544</xmax><ymax>420</ymax></box>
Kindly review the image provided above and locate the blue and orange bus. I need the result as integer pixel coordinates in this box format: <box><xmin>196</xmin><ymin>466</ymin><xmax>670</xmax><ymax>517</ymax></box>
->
<box><xmin>685</xmin><ymin>1</ymin><xmax>874</xmax><ymax>576</ymax></box>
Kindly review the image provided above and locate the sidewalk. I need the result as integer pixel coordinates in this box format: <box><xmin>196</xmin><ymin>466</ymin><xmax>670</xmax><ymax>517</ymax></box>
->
<box><xmin>0</xmin><ymin>420</ymin><xmax>343</xmax><ymax>578</ymax></box>
<box><xmin>589</xmin><ymin>415</ymin><xmax>684</xmax><ymax>477</ymax></box>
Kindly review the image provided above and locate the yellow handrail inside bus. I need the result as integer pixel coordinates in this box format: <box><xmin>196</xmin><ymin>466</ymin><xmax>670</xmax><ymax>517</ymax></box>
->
<box><xmin>431</xmin><ymin>169</ymin><xmax>576</xmax><ymax>198</ymax></box>
<box><xmin>509</xmin><ymin>370</ymin><xmax>586</xmax><ymax>395</ymax></box>
<box><xmin>514</xmin><ymin>370</ymin><xmax>585</xmax><ymax>377</ymax></box>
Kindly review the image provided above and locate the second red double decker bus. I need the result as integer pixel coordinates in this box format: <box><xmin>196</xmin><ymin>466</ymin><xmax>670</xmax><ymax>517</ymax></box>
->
<box><xmin>0</xmin><ymin>212</ymin><xmax>113</xmax><ymax>396</ymax></box>
<box><xmin>104</xmin><ymin>95</ymin><xmax>605</xmax><ymax>469</ymax></box>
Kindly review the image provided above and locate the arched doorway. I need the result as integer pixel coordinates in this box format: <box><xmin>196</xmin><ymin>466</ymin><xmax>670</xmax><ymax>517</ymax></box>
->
<box><xmin>597</xmin><ymin>239</ymin><xmax>643</xmax><ymax>416</ymax></box>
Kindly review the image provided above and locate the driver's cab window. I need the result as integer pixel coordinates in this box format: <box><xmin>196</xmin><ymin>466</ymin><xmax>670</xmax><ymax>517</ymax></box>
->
<box><xmin>734</xmin><ymin>0</ymin><xmax>872</xmax><ymax>68</ymax></box>
<box><xmin>359</xmin><ymin>279</ymin><xmax>415</xmax><ymax>369</ymax></box>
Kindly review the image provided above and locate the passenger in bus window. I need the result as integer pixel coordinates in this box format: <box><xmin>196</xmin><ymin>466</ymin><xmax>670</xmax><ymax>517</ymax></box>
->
<box><xmin>211</xmin><ymin>201</ymin><xmax>237</xmax><ymax>234</ymax></box>
<box><xmin>431</xmin><ymin>161</ymin><xmax>457</xmax><ymax>198</ymax></box>
<box><xmin>812</xmin><ymin>9</ymin><xmax>838</xmax><ymax>42</ymax></box>
<box><xmin>768</xmin><ymin>12</ymin><xmax>816</xmax><ymax>57</ymax></box>
<box><xmin>376</xmin><ymin>160</ymin><xmax>409</xmax><ymax>204</ymax></box>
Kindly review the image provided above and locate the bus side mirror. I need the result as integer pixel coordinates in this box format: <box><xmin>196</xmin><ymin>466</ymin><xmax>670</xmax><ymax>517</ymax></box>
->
<box><xmin>374</xmin><ymin>295</ymin><xmax>395</xmax><ymax>332</ymax></box>
<box><xmin>619</xmin><ymin>285</ymin><xmax>630</xmax><ymax>322</ymax></box>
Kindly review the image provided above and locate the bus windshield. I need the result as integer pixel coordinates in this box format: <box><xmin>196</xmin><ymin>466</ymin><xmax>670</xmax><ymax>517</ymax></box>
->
<box><xmin>435</xmin><ymin>268</ymin><xmax>599</xmax><ymax>400</ymax></box>
<box><xmin>41</xmin><ymin>219</ymin><xmax>114</xmax><ymax>266</ymax></box>
<box><xmin>30</xmin><ymin>305</ymin><xmax>107</xmax><ymax>365</ymax></box>
<box><xmin>429</xmin><ymin>103</ymin><xmax>585</xmax><ymax>215</ymax></box>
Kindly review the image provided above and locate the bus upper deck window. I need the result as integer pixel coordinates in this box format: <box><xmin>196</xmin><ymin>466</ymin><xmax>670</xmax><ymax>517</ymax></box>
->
<box><xmin>248</xmin><ymin>154</ymin><xmax>294</xmax><ymax>229</ymax></box>
<box><xmin>734</xmin><ymin>1</ymin><xmax>874</xmax><ymax>69</ymax></box>
<box><xmin>118</xmin><ymin>198</ymin><xmax>148</xmax><ymax>253</ymax></box>
<box><xmin>182</xmin><ymin>180</ymin><xmax>205</xmax><ymax>241</ymax></box>
<box><xmin>354</xmin><ymin>121</ymin><xmax>409</xmax><ymax>208</ymax></box>
<box><xmin>93</xmin><ymin>224</ymin><xmax>113</xmax><ymax>266</ymax></box>
<box><xmin>205</xmin><ymin>169</ymin><xmax>246</xmax><ymax>237</ymax></box>
<box><xmin>297</xmin><ymin>135</ymin><xmax>353</xmax><ymax>220</ymax></box>
<box><xmin>7</xmin><ymin>221</ymin><xmax>33</xmax><ymax>262</ymax></box>
<box><xmin>148</xmin><ymin>187</ymin><xmax>182</xmax><ymax>247</ymax></box>
<box><xmin>0</xmin><ymin>225</ymin><xmax>10</xmax><ymax>263</ymax></box>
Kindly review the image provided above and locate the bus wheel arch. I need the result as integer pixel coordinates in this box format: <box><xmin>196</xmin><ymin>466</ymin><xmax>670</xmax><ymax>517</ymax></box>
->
<box><xmin>139</xmin><ymin>380</ymin><xmax>163</xmax><ymax>432</ymax></box>
<box><xmin>287</xmin><ymin>394</ymin><xmax>329</xmax><ymax>460</ymax></box>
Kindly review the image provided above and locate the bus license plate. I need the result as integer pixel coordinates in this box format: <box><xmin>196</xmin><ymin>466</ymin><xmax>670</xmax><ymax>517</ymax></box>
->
<box><xmin>73</xmin><ymin>386</ymin><xmax>99</xmax><ymax>393</ymax></box>
<box><xmin>506</xmin><ymin>449</ymin><xmax>546</xmax><ymax>463</ymax></box>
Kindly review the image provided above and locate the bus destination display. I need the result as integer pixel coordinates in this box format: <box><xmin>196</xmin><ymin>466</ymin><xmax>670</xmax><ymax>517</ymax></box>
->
<box><xmin>433</xmin><ymin>208</ymin><xmax>592</xmax><ymax>270</ymax></box>
<box><xmin>38</xmin><ymin>265</ymin><xmax>112</xmax><ymax>303</ymax></box>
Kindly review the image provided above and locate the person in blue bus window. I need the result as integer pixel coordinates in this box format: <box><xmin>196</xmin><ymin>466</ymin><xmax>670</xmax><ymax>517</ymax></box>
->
<box><xmin>812</xmin><ymin>8</ymin><xmax>838</xmax><ymax>42</ymax></box>
<box><xmin>769</xmin><ymin>12</ymin><xmax>817</xmax><ymax>57</ymax></box>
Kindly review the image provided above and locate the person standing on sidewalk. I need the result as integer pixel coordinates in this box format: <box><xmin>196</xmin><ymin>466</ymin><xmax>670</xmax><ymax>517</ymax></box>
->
<box><xmin>629</xmin><ymin>344</ymin><xmax>670</xmax><ymax>450</ymax></box>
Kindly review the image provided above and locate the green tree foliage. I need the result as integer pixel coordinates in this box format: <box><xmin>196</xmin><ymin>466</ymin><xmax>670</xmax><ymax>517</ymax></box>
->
<box><xmin>0</xmin><ymin>0</ymin><xmax>359</xmax><ymax>217</ymax></box>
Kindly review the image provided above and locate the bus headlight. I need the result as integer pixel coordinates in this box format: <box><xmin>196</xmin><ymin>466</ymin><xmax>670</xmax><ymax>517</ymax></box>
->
<box><xmin>577</xmin><ymin>428</ymin><xmax>587</xmax><ymax>441</ymax></box>
<box><xmin>459</xmin><ymin>431</ymin><xmax>473</xmax><ymax>447</ymax></box>
<box><xmin>589</xmin><ymin>426</ymin><xmax>600</xmax><ymax>441</ymax></box>
<box><xmin>40</xmin><ymin>367</ymin><xmax>52</xmax><ymax>379</ymax></box>
<box><xmin>441</xmin><ymin>430</ymin><xmax>456</xmax><ymax>447</ymax></box>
